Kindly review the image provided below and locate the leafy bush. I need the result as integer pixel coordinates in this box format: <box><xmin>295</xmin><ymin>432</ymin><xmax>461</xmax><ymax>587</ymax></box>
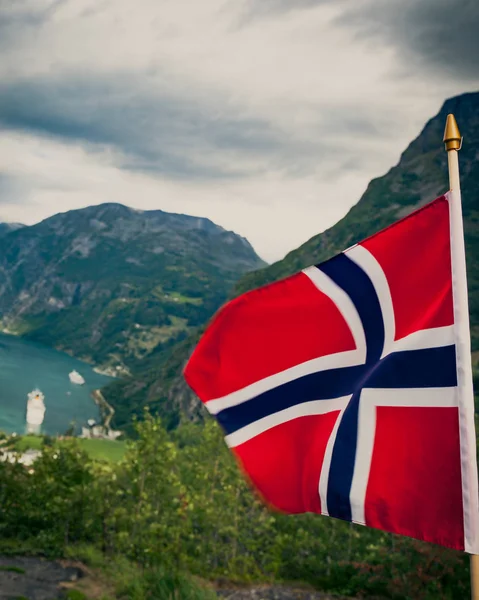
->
<box><xmin>119</xmin><ymin>567</ymin><xmax>216</xmax><ymax>600</ymax></box>
<box><xmin>0</xmin><ymin>415</ymin><xmax>471</xmax><ymax>598</ymax></box>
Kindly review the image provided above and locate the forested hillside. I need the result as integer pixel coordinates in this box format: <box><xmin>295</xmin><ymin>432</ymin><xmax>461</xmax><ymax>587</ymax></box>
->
<box><xmin>0</xmin><ymin>204</ymin><xmax>265</xmax><ymax>375</ymax></box>
<box><xmin>0</xmin><ymin>418</ymin><xmax>471</xmax><ymax>599</ymax></box>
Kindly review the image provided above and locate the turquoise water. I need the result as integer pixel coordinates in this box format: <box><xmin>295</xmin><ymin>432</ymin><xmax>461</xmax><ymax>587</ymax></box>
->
<box><xmin>0</xmin><ymin>333</ymin><xmax>113</xmax><ymax>435</ymax></box>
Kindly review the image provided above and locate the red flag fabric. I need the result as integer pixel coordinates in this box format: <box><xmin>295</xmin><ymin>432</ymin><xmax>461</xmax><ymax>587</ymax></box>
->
<box><xmin>184</xmin><ymin>193</ymin><xmax>479</xmax><ymax>553</ymax></box>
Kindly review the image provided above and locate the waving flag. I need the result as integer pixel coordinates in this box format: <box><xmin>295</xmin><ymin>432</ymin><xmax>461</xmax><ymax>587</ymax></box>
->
<box><xmin>184</xmin><ymin>193</ymin><xmax>479</xmax><ymax>553</ymax></box>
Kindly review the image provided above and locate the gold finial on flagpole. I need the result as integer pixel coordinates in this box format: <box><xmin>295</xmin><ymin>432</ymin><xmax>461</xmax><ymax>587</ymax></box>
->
<box><xmin>445</xmin><ymin>114</ymin><xmax>462</xmax><ymax>192</ymax></box>
<box><xmin>443</xmin><ymin>113</ymin><xmax>462</xmax><ymax>151</ymax></box>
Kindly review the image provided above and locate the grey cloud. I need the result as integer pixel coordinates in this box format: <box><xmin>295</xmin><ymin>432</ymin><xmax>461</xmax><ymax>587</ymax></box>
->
<box><xmin>241</xmin><ymin>0</ymin><xmax>330</xmax><ymax>18</ymax></box>
<box><xmin>318</xmin><ymin>110</ymin><xmax>389</xmax><ymax>138</ymax></box>
<box><xmin>339</xmin><ymin>0</ymin><xmax>479</xmax><ymax>81</ymax></box>
<box><xmin>235</xmin><ymin>0</ymin><xmax>334</xmax><ymax>28</ymax></box>
<box><xmin>0</xmin><ymin>0</ymin><xmax>66</xmax><ymax>47</ymax></box>
<box><xmin>245</xmin><ymin>0</ymin><xmax>479</xmax><ymax>81</ymax></box>
<box><xmin>251</xmin><ymin>0</ymin><xmax>327</xmax><ymax>9</ymax></box>
<box><xmin>0</xmin><ymin>0</ymin><xmax>419</xmax><ymax>188</ymax></box>
<box><xmin>0</xmin><ymin>172</ymin><xmax>31</xmax><ymax>205</ymax></box>
<box><xmin>0</xmin><ymin>162</ymin><xmax>96</xmax><ymax>209</ymax></box>
<box><xmin>0</xmin><ymin>73</ymin><xmax>388</xmax><ymax>182</ymax></box>
<box><xmin>0</xmin><ymin>74</ymin><xmax>337</xmax><ymax>180</ymax></box>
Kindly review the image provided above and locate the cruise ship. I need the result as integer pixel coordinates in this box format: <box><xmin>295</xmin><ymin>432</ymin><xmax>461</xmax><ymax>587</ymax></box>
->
<box><xmin>26</xmin><ymin>389</ymin><xmax>46</xmax><ymax>433</ymax></box>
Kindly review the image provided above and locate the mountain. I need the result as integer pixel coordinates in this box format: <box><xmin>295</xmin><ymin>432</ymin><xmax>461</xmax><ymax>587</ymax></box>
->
<box><xmin>0</xmin><ymin>203</ymin><xmax>265</xmax><ymax>375</ymax></box>
<box><xmin>107</xmin><ymin>91</ymin><xmax>479</xmax><ymax>430</ymax></box>
<box><xmin>0</xmin><ymin>222</ymin><xmax>24</xmax><ymax>237</ymax></box>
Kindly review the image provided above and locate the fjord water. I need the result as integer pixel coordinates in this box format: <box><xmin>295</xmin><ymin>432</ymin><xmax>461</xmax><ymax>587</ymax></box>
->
<box><xmin>0</xmin><ymin>333</ymin><xmax>113</xmax><ymax>435</ymax></box>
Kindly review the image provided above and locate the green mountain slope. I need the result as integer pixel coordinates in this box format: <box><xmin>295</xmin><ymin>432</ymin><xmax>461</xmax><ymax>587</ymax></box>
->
<box><xmin>106</xmin><ymin>91</ymin><xmax>479</xmax><ymax>431</ymax></box>
<box><xmin>0</xmin><ymin>204</ymin><xmax>265</xmax><ymax>375</ymax></box>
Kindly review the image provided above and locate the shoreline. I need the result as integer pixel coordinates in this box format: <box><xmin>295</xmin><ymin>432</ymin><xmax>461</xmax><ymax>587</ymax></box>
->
<box><xmin>91</xmin><ymin>389</ymin><xmax>115</xmax><ymax>431</ymax></box>
<box><xmin>1</xmin><ymin>325</ymin><xmax>124</xmax><ymax>378</ymax></box>
<box><xmin>0</xmin><ymin>327</ymin><xmax>19</xmax><ymax>337</ymax></box>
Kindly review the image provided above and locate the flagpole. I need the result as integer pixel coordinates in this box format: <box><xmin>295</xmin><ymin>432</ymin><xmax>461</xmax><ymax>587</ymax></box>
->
<box><xmin>444</xmin><ymin>114</ymin><xmax>479</xmax><ymax>600</ymax></box>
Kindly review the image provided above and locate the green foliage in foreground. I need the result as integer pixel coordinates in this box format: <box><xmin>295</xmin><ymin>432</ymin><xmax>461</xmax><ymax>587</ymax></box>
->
<box><xmin>64</xmin><ymin>546</ymin><xmax>216</xmax><ymax>600</ymax></box>
<box><xmin>118</xmin><ymin>568</ymin><xmax>215</xmax><ymax>600</ymax></box>
<box><xmin>0</xmin><ymin>415</ymin><xmax>471</xmax><ymax>599</ymax></box>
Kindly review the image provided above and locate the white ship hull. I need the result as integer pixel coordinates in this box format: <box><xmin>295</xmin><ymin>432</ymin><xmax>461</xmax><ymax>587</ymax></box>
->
<box><xmin>26</xmin><ymin>389</ymin><xmax>46</xmax><ymax>428</ymax></box>
<box><xmin>69</xmin><ymin>370</ymin><xmax>85</xmax><ymax>385</ymax></box>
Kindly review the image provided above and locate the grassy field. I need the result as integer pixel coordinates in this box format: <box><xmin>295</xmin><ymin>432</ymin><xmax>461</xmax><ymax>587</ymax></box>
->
<box><xmin>14</xmin><ymin>435</ymin><xmax>43</xmax><ymax>452</ymax></box>
<box><xmin>12</xmin><ymin>435</ymin><xmax>127</xmax><ymax>462</ymax></box>
<box><xmin>77</xmin><ymin>438</ymin><xmax>126</xmax><ymax>462</ymax></box>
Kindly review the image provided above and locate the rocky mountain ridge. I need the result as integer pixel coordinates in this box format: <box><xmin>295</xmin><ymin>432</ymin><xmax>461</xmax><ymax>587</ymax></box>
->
<box><xmin>0</xmin><ymin>203</ymin><xmax>265</xmax><ymax>374</ymax></box>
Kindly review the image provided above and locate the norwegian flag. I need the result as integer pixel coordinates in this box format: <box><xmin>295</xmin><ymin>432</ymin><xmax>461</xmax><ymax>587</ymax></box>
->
<box><xmin>184</xmin><ymin>193</ymin><xmax>479</xmax><ymax>553</ymax></box>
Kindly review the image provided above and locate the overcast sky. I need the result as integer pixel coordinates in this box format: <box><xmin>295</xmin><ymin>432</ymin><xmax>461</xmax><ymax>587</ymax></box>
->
<box><xmin>1</xmin><ymin>0</ymin><xmax>478</xmax><ymax>262</ymax></box>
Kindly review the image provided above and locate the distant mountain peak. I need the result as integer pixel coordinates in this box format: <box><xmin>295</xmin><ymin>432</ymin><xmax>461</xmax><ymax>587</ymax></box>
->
<box><xmin>35</xmin><ymin>202</ymin><xmax>257</xmax><ymax>245</ymax></box>
<box><xmin>0</xmin><ymin>222</ymin><xmax>25</xmax><ymax>237</ymax></box>
<box><xmin>0</xmin><ymin>201</ymin><xmax>265</xmax><ymax>382</ymax></box>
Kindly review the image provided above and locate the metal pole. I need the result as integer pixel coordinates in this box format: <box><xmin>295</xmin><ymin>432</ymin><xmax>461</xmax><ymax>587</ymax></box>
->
<box><xmin>444</xmin><ymin>113</ymin><xmax>479</xmax><ymax>600</ymax></box>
